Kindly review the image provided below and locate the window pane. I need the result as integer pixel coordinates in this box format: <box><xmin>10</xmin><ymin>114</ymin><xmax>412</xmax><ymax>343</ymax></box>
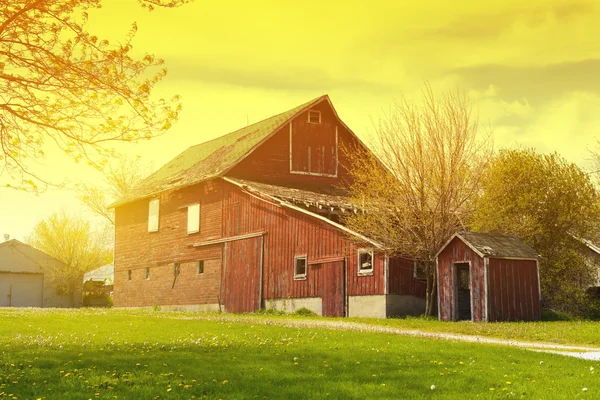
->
<box><xmin>148</xmin><ymin>199</ymin><xmax>160</xmax><ymax>232</ymax></box>
<box><xmin>187</xmin><ymin>204</ymin><xmax>200</xmax><ymax>234</ymax></box>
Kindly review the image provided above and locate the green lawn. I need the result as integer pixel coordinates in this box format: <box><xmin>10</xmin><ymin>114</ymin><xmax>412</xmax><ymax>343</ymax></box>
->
<box><xmin>0</xmin><ymin>309</ymin><xmax>598</xmax><ymax>399</ymax></box>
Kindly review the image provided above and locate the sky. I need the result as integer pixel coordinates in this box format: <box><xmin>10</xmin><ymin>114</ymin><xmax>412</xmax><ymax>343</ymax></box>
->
<box><xmin>3</xmin><ymin>0</ymin><xmax>600</xmax><ymax>241</ymax></box>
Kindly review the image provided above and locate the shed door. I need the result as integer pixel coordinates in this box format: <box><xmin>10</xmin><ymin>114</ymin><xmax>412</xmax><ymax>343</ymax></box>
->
<box><xmin>455</xmin><ymin>263</ymin><xmax>471</xmax><ymax>321</ymax></box>
<box><xmin>322</xmin><ymin>260</ymin><xmax>346</xmax><ymax>317</ymax></box>
<box><xmin>0</xmin><ymin>273</ymin><xmax>43</xmax><ymax>307</ymax></box>
<box><xmin>222</xmin><ymin>237</ymin><xmax>262</xmax><ymax>313</ymax></box>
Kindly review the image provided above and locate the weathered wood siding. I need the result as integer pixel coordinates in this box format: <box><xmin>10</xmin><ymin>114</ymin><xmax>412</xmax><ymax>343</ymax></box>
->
<box><xmin>221</xmin><ymin>181</ymin><xmax>386</xmax><ymax>312</ymax></box>
<box><xmin>114</xmin><ymin>180</ymin><xmax>223</xmax><ymax>307</ymax></box>
<box><xmin>388</xmin><ymin>257</ymin><xmax>427</xmax><ymax>297</ymax></box>
<box><xmin>228</xmin><ymin>101</ymin><xmax>358</xmax><ymax>187</ymax></box>
<box><xmin>487</xmin><ymin>258</ymin><xmax>540</xmax><ymax>321</ymax></box>
<box><xmin>223</xmin><ymin>237</ymin><xmax>262</xmax><ymax>313</ymax></box>
<box><xmin>437</xmin><ymin>238</ymin><xmax>486</xmax><ymax>321</ymax></box>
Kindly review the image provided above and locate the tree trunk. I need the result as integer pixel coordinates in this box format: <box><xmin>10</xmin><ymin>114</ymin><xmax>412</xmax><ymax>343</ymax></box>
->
<box><xmin>424</xmin><ymin>267</ymin><xmax>437</xmax><ymax>317</ymax></box>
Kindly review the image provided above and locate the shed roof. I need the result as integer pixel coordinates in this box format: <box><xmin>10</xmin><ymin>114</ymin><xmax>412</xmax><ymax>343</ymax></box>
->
<box><xmin>83</xmin><ymin>264</ymin><xmax>114</xmax><ymax>285</ymax></box>
<box><xmin>111</xmin><ymin>95</ymin><xmax>327</xmax><ymax>207</ymax></box>
<box><xmin>438</xmin><ymin>231</ymin><xmax>539</xmax><ymax>259</ymax></box>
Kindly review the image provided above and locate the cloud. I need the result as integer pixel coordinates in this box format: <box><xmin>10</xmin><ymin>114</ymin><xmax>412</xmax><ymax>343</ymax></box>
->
<box><xmin>450</xmin><ymin>59</ymin><xmax>600</xmax><ymax>107</ymax></box>
<box><xmin>163</xmin><ymin>58</ymin><xmax>400</xmax><ymax>94</ymax></box>
<box><xmin>426</xmin><ymin>1</ymin><xmax>595</xmax><ymax>41</ymax></box>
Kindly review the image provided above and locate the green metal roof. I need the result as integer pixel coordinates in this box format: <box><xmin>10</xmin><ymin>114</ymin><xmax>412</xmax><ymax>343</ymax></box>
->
<box><xmin>112</xmin><ymin>96</ymin><xmax>326</xmax><ymax>207</ymax></box>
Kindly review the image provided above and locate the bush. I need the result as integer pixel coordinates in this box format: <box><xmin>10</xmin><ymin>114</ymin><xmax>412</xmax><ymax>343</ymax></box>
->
<box><xmin>256</xmin><ymin>308</ymin><xmax>286</xmax><ymax>316</ymax></box>
<box><xmin>293</xmin><ymin>307</ymin><xmax>317</xmax><ymax>316</ymax></box>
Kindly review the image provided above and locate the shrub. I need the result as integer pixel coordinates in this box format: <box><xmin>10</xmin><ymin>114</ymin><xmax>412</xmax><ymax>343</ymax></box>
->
<box><xmin>293</xmin><ymin>307</ymin><xmax>317</xmax><ymax>316</ymax></box>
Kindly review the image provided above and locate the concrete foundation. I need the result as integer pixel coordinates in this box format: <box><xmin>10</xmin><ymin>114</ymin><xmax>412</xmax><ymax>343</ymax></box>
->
<box><xmin>348</xmin><ymin>295</ymin><xmax>426</xmax><ymax>318</ymax></box>
<box><xmin>128</xmin><ymin>303</ymin><xmax>221</xmax><ymax>312</ymax></box>
<box><xmin>265</xmin><ymin>297</ymin><xmax>322</xmax><ymax>315</ymax></box>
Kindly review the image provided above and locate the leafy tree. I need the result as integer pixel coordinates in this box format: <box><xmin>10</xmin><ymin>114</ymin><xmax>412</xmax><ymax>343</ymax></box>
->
<box><xmin>344</xmin><ymin>84</ymin><xmax>492</xmax><ymax>316</ymax></box>
<box><xmin>77</xmin><ymin>157</ymin><xmax>149</xmax><ymax>224</ymax></box>
<box><xmin>0</xmin><ymin>0</ymin><xmax>188</xmax><ymax>190</ymax></box>
<box><xmin>473</xmin><ymin>149</ymin><xmax>600</xmax><ymax>313</ymax></box>
<box><xmin>27</xmin><ymin>210</ymin><xmax>112</xmax><ymax>306</ymax></box>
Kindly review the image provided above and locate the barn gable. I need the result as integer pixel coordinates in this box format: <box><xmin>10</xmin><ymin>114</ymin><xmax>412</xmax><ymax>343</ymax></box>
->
<box><xmin>112</xmin><ymin>95</ymin><xmax>369</xmax><ymax>208</ymax></box>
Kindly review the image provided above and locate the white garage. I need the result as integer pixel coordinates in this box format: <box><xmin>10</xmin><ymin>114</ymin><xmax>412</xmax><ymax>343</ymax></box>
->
<box><xmin>0</xmin><ymin>239</ymin><xmax>80</xmax><ymax>308</ymax></box>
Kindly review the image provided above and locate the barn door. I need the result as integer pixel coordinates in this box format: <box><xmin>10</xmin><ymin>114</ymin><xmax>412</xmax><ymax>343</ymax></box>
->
<box><xmin>455</xmin><ymin>263</ymin><xmax>472</xmax><ymax>321</ymax></box>
<box><xmin>322</xmin><ymin>260</ymin><xmax>346</xmax><ymax>317</ymax></box>
<box><xmin>222</xmin><ymin>237</ymin><xmax>262</xmax><ymax>313</ymax></box>
<box><xmin>0</xmin><ymin>273</ymin><xmax>43</xmax><ymax>307</ymax></box>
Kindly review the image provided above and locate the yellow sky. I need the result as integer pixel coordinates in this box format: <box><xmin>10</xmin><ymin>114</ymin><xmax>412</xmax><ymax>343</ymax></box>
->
<box><xmin>3</xmin><ymin>0</ymin><xmax>600</xmax><ymax>241</ymax></box>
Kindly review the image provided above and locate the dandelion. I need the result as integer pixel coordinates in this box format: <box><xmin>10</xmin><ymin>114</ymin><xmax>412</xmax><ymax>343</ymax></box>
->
<box><xmin>539</xmin><ymin>361</ymin><xmax>544</xmax><ymax>365</ymax></box>
<box><xmin>583</xmin><ymin>388</ymin><xmax>588</xmax><ymax>392</ymax></box>
<box><xmin>430</xmin><ymin>385</ymin><xmax>436</xmax><ymax>390</ymax></box>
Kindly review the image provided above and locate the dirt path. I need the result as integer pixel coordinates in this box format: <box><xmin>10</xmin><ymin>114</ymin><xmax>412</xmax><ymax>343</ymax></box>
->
<box><xmin>181</xmin><ymin>314</ymin><xmax>600</xmax><ymax>360</ymax></box>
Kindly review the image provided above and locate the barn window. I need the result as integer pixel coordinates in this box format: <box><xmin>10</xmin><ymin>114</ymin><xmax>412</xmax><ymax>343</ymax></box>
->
<box><xmin>148</xmin><ymin>199</ymin><xmax>160</xmax><ymax>232</ymax></box>
<box><xmin>127</xmin><ymin>270</ymin><xmax>132</xmax><ymax>281</ymax></box>
<box><xmin>145</xmin><ymin>267</ymin><xmax>150</xmax><ymax>280</ymax></box>
<box><xmin>196</xmin><ymin>260</ymin><xmax>204</xmax><ymax>275</ymax></box>
<box><xmin>414</xmin><ymin>261</ymin><xmax>429</xmax><ymax>281</ymax></box>
<box><xmin>187</xmin><ymin>203</ymin><xmax>200</xmax><ymax>234</ymax></box>
<box><xmin>294</xmin><ymin>255</ymin><xmax>307</xmax><ymax>280</ymax></box>
<box><xmin>174</xmin><ymin>262</ymin><xmax>181</xmax><ymax>278</ymax></box>
<box><xmin>308</xmin><ymin>110</ymin><xmax>321</xmax><ymax>124</ymax></box>
<box><xmin>358</xmin><ymin>249</ymin><xmax>373</xmax><ymax>275</ymax></box>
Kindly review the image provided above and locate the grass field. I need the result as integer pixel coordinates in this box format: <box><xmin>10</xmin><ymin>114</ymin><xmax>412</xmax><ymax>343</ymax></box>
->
<box><xmin>0</xmin><ymin>309</ymin><xmax>598</xmax><ymax>399</ymax></box>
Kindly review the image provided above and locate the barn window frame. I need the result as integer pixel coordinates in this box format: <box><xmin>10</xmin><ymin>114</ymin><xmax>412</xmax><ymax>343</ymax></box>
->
<box><xmin>357</xmin><ymin>248</ymin><xmax>374</xmax><ymax>276</ymax></box>
<box><xmin>294</xmin><ymin>255</ymin><xmax>308</xmax><ymax>280</ymax></box>
<box><xmin>144</xmin><ymin>267</ymin><xmax>150</xmax><ymax>280</ymax></box>
<box><xmin>196</xmin><ymin>260</ymin><xmax>204</xmax><ymax>275</ymax></box>
<box><xmin>187</xmin><ymin>203</ymin><xmax>200</xmax><ymax>234</ymax></box>
<box><xmin>148</xmin><ymin>198</ymin><xmax>160</xmax><ymax>232</ymax></box>
<box><xmin>414</xmin><ymin>260</ymin><xmax>429</xmax><ymax>281</ymax></box>
<box><xmin>308</xmin><ymin>110</ymin><xmax>321</xmax><ymax>124</ymax></box>
<box><xmin>289</xmin><ymin>123</ymin><xmax>339</xmax><ymax>178</ymax></box>
<box><xmin>127</xmin><ymin>269</ymin><xmax>132</xmax><ymax>281</ymax></box>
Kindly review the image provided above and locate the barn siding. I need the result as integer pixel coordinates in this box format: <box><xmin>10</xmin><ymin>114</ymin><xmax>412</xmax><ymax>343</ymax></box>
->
<box><xmin>114</xmin><ymin>180</ymin><xmax>224</xmax><ymax>307</ymax></box>
<box><xmin>388</xmin><ymin>257</ymin><xmax>427</xmax><ymax>297</ymax></box>
<box><xmin>437</xmin><ymin>238</ymin><xmax>486</xmax><ymax>321</ymax></box>
<box><xmin>221</xmin><ymin>181</ymin><xmax>386</xmax><ymax>307</ymax></box>
<box><xmin>228</xmin><ymin>101</ymin><xmax>357</xmax><ymax>187</ymax></box>
<box><xmin>487</xmin><ymin>258</ymin><xmax>540</xmax><ymax>321</ymax></box>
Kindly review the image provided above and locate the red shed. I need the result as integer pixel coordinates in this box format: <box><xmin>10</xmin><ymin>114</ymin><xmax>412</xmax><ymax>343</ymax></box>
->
<box><xmin>436</xmin><ymin>232</ymin><xmax>541</xmax><ymax>322</ymax></box>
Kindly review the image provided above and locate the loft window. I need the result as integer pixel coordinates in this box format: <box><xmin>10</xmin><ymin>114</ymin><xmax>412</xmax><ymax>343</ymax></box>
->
<box><xmin>145</xmin><ymin>267</ymin><xmax>150</xmax><ymax>280</ymax></box>
<box><xmin>414</xmin><ymin>261</ymin><xmax>429</xmax><ymax>281</ymax></box>
<box><xmin>308</xmin><ymin>110</ymin><xmax>321</xmax><ymax>124</ymax></box>
<box><xmin>174</xmin><ymin>262</ymin><xmax>181</xmax><ymax>278</ymax></box>
<box><xmin>196</xmin><ymin>260</ymin><xmax>204</xmax><ymax>275</ymax></box>
<box><xmin>148</xmin><ymin>199</ymin><xmax>160</xmax><ymax>232</ymax></box>
<box><xmin>187</xmin><ymin>203</ymin><xmax>200</xmax><ymax>234</ymax></box>
<box><xmin>294</xmin><ymin>255</ymin><xmax>307</xmax><ymax>280</ymax></box>
<box><xmin>127</xmin><ymin>270</ymin><xmax>132</xmax><ymax>281</ymax></box>
<box><xmin>358</xmin><ymin>249</ymin><xmax>373</xmax><ymax>275</ymax></box>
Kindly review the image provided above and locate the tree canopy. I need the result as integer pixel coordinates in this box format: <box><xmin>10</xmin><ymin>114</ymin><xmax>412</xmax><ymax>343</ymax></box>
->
<box><xmin>343</xmin><ymin>84</ymin><xmax>492</xmax><ymax>316</ymax></box>
<box><xmin>27</xmin><ymin>210</ymin><xmax>112</xmax><ymax>306</ymax></box>
<box><xmin>473</xmin><ymin>148</ymin><xmax>600</xmax><ymax>312</ymax></box>
<box><xmin>0</xmin><ymin>0</ymin><xmax>188</xmax><ymax>190</ymax></box>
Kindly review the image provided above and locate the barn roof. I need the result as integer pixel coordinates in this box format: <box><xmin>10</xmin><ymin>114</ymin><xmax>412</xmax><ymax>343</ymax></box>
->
<box><xmin>111</xmin><ymin>95</ymin><xmax>327</xmax><ymax>207</ymax></box>
<box><xmin>437</xmin><ymin>231</ymin><xmax>539</xmax><ymax>259</ymax></box>
<box><xmin>228</xmin><ymin>178</ymin><xmax>359</xmax><ymax>213</ymax></box>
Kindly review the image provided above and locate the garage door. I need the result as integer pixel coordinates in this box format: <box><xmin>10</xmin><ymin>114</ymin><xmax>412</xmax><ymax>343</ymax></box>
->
<box><xmin>0</xmin><ymin>272</ymin><xmax>44</xmax><ymax>307</ymax></box>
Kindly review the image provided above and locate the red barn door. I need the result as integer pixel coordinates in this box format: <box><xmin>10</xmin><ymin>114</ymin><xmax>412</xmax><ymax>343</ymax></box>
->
<box><xmin>322</xmin><ymin>260</ymin><xmax>346</xmax><ymax>317</ymax></box>
<box><xmin>223</xmin><ymin>237</ymin><xmax>262</xmax><ymax>313</ymax></box>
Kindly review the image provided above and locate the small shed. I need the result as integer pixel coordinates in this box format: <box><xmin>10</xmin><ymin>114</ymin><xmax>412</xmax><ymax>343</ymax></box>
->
<box><xmin>436</xmin><ymin>231</ymin><xmax>541</xmax><ymax>322</ymax></box>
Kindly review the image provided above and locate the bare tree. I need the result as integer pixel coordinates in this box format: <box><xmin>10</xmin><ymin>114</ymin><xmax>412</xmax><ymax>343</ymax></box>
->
<box><xmin>27</xmin><ymin>210</ymin><xmax>112</xmax><ymax>306</ymax></box>
<box><xmin>0</xmin><ymin>0</ymin><xmax>189</xmax><ymax>190</ymax></box>
<box><xmin>77</xmin><ymin>158</ymin><xmax>149</xmax><ymax>224</ymax></box>
<box><xmin>344</xmin><ymin>84</ymin><xmax>492</xmax><ymax>316</ymax></box>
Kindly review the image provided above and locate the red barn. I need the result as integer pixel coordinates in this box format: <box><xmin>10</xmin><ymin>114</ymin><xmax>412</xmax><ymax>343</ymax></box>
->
<box><xmin>436</xmin><ymin>231</ymin><xmax>541</xmax><ymax>322</ymax></box>
<box><xmin>111</xmin><ymin>95</ymin><xmax>426</xmax><ymax>318</ymax></box>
